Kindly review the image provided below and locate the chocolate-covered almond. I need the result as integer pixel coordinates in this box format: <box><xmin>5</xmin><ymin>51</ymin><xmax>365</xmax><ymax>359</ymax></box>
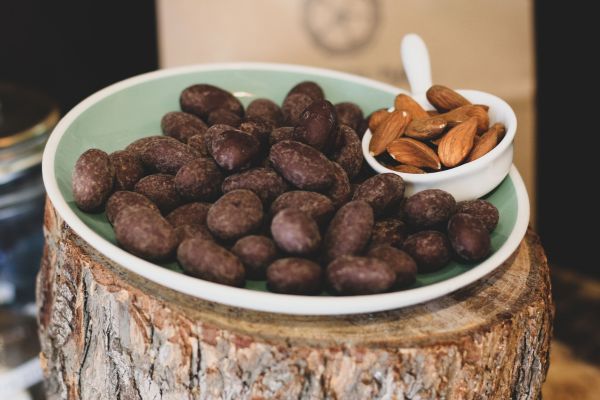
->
<box><xmin>246</xmin><ymin>98</ymin><xmax>283</xmax><ymax>127</ymax></box>
<box><xmin>106</xmin><ymin>191</ymin><xmax>159</xmax><ymax>224</ymax></box>
<box><xmin>174</xmin><ymin>224</ymin><xmax>213</xmax><ymax>245</ymax></box>
<box><xmin>454</xmin><ymin>199</ymin><xmax>499</xmax><ymax>232</ymax></box>
<box><xmin>286</xmin><ymin>81</ymin><xmax>325</xmax><ymax>102</ymax></box>
<box><xmin>324</xmin><ymin>200</ymin><xmax>374</xmax><ymax>261</ymax></box>
<box><xmin>352</xmin><ymin>173</ymin><xmax>405</xmax><ymax>216</ymax></box>
<box><xmin>335</xmin><ymin>102</ymin><xmax>364</xmax><ymax>131</ymax></box>
<box><xmin>204</xmin><ymin>123</ymin><xmax>236</xmax><ymax>152</ymax></box>
<box><xmin>177</xmin><ymin>238</ymin><xmax>245</xmax><ymax>287</ymax></box>
<box><xmin>270</xmin><ymin>191</ymin><xmax>335</xmax><ymax>226</ymax></box>
<box><xmin>266</xmin><ymin>258</ymin><xmax>322</xmax><ymax>295</ymax></box>
<box><xmin>269</xmin><ymin>126</ymin><xmax>296</xmax><ymax>145</ymax></box>
<box><xmin>448</xmin><ymin>213</ymin><xmax>491</xmax><ymax>261</ymax></box>
<box><xmin>239</xmin><ymin>117</ymin><xmax>273</xmax><ymax>145</ymax></box>
<box><xmin>326</xmin><ymin>256</ymin><xmax>395</xmax><ymax>295</ymax></box>
<box><xmin>186</xmin><ymin>133</ymin><xmax>210</xmax><ymax>157</ymax></box>
<box><xmin>166</xmin><ymin>202</ymin><xmax>211</xmax><ymax>227</ymax></box>
<box><xmin>210</xmin><ymin>129</ymin><xmax>260</xmax><ymax>171</ymax></box>
<box><xmin>109</xmin><ymin>150</ymin><xmax>145</xmax><ymax>191</ymax></box>
<box><xmin>140</xmin><ymin>139</ymin><xmax>200</xmax><ymax>174</ymax></box>
<box><xmin>222</xmin><ymin>167</ymin><xmax>288</xmax><ymax>204</ymax></box>
<box><xmin>325</xmin><ymin>162</ymin><xmax>351</xmax><ymax>209</ymax></box>
<box><xmin>282</xmin><ymin>93</ymin><xmax>314</xmax><ymax>126</ymax></box>
<box><xmin>134</xmin><ymin>174</ymin><xmax>182</xmax><ymax>213</ymax></box>
<box><xmin>232</xmin><ymin>235</ymin><xmax>278</xmax><ymax>279</ymax></box>
<box><xmin>369</xmin><ymin>218</ymin><xmax>408</xmax><ymax>249</ymax></box>
<box><xmin>404</xmin><ymin>189</ymin><xmax>456</xmax><ymax>230</ymax></box>
<box><xmin>294</xmin><ymin>99</ymin><xmax>337</xmax><ymax>152</ymax></box>
<box><xmin>269</xmin><ymin>140</ymin><xmax>334</xmax><ymax>191</ymax></box>
<box><xmin>161</xmin><ymin>111</ymin><xmax>208</xmax><ymax>143</ymax></box>
<box><xmin>207</xmin><ymin>108</ymin><xmax>241</xmax><ymax>127</ymax></box>
<box><xmin>180</xmin><ymin>84</ymin><xmax>244</xmax><ymax>120</ymax></box>
<box><xmin>403</xmin><ymin>231</ymin><xmax>451</xmax><ymax>272</ymax></box>
<box><xmin>125</xmin><ymin>135</ymin><xmax>180</xmax><ymax>159</ymax></box>
<box><xmin>174</xmin><ymin>158</ymin><xmax>222</xmax><ymax>201</ymax></box>
<box><xmin>207</xmin><ymin>189</ymin><xmax>263</xmax><ymax>240</ymax></box>
<box><xmin>271</xmin><ymin>209</ymin><xmax>321</xmax><ymax>255</ymax></box>
<box><xmin>72</xmin><ymin>149</ymin><xmax>114</xmax><ymax>212</ymax></box>
<box><xmin>367</xmin><ymin>245</ymin><xmax>417</xmax><ymax>288</ymax></box>
<box><xmin>331</xmin><ymin>124</ymin><xmax>363</xmax><ymax>179</ymax></box>
<box><xmin>114</xmin><ymin>206</ymin><xmax>177</xmax><ymax>261</ymax></box>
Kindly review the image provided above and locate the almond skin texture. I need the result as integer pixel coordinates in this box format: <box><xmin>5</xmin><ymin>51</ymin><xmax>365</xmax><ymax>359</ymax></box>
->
<box><xmin>405</xmin><ymin>116</ymin><xmax>447</xmax><ymax>141</ymax></box>
<box><xmin>369</xmin><ymin>110</ymin><xmax>411</xmax><ymax>156</ymax></box>
<box><xmin>438</xmin><ymin>117</ymin><xmax>478</xmax><ymax>168</ymax></box>
<box><xmin>386</xmin><ymin>137</ymin><xmax>441</xmax><ymax>170</ymax></box>
<box><xmin>468</xmin><ymin>123</ymin><xmax>507</xmax><ymax>161</ymax></box>
<box><xmin>367</xmin><ymin>108</ymin><xmax>391</xmax><ymax>132</ymax></box>
<box><xmin>426</xmin><ymin>85</ymin><xmax>471</xmax><ymax>112</ymax></box>
<box><xmin>394</xmin><ymin>94</ymin><xmax>429</xmax><ymax>119</ymax></box>
<box><xmin>440</xmin><ymin>105</ymin><xmax>489</xmax><ymax>133</ymax></box>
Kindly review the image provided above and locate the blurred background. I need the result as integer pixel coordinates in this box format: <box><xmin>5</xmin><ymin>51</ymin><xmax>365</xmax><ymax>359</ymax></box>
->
<box><xmin>0</xmin><ymin>0</ymin><xmax>597</xmax><ymax>398</ymax></box>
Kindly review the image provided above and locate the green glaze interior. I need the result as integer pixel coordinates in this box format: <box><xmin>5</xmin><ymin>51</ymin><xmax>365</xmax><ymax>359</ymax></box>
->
<box><xmin>53</xmin><ymin>66</ymin><xmax>518</xmax><ymax>295</ymax></box>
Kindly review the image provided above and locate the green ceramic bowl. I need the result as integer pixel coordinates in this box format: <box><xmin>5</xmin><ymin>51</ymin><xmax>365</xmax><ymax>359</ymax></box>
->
<box><xmin>42</xmin><ymin>63</ymin><xmax>530</xmax><ymax>315</ymax></box>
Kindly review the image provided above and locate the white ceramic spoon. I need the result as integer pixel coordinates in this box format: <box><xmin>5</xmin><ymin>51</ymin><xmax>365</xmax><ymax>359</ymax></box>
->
<box><xmin>401</xmin><ymin>33</ymin><xmax>433</xmax><ymax>96</ymax></box>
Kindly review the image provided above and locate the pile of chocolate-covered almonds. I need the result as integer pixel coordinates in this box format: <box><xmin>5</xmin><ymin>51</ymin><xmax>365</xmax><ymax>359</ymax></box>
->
<box><xmin>72</xmin><ymin>81</ymin><xmax>499</xmax><ymax>295</ymax></box>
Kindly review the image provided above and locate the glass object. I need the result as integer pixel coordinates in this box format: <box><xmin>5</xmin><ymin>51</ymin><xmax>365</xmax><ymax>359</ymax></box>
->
<box><xmin>0</xmin><ymin>83</ymin><xmax>59</xmax><ymax>305</ymax></box>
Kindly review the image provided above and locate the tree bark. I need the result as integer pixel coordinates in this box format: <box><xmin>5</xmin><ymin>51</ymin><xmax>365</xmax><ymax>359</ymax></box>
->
<box><xmin>37</xmin><ymin>199</ymin><xmax>553</xmax><ymax>399</ymax></box>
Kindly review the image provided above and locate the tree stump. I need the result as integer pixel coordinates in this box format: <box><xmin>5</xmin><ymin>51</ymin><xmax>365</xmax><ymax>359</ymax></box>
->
<box><xmin>37</xmin><ymin>199</ymin><xmax>553</xmax><ymax>399</ymax></box>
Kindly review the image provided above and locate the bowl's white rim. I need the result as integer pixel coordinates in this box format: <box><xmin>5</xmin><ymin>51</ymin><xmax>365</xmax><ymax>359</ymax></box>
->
<box><xmin>43</xmin><ymin>62</ymin><xmax>530</xmax><ymax>316</ymax></box>
<box><xmin>362</xmin><ymin>89</ymin><xmax>518</xmax><ymax>182</ymax></box>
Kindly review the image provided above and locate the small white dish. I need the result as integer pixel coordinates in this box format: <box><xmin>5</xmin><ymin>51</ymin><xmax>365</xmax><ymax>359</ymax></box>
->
<box><xmin>361</xmin><ymin>89</ymin><xmax>517</xmax><ymax>201</ymax></box>
<box><xmin>362</xmin><ymin>34</ymin><xmax>518</xmax><ymax>201</ymax></box>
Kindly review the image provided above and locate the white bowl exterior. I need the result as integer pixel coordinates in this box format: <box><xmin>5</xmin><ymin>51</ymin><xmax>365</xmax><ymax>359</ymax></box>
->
<box><xmin>43</xmin><ymin>62</ymin><xmax>529</xmax><ymax>315</ymax></box>
<box><xmin>405</xmin><ymin>144</ymin><xmax>513</xmax><ymax>200</ymax></box>
<box><xmin>362</xmin><ymin>90</ymin><xmax>517</xmax><ymax>201</ymax></box>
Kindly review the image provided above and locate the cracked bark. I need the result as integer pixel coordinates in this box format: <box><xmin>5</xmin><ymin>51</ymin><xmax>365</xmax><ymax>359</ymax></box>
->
<box><xmin>37</xmin><ymin>199</ymin><xmax>553</xmax><ymax>399</ymax></box>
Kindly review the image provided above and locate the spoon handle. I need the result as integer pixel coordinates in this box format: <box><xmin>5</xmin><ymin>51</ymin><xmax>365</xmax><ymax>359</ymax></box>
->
<box><xmin>401</xmin><ymin>34</ymin><xmax>433</xmax><ymax>96</ymax></box>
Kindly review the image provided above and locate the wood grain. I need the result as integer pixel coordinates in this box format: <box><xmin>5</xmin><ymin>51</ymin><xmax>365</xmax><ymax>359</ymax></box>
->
<box><xmin>37</xmin><ymin>198</ymin><xmax>553</xmax><ymax>399</ymax></box>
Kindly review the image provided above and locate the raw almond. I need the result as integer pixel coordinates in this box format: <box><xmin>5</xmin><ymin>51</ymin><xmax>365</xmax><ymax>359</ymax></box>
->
<box><xmin>394</xmin><ymin>94</ymin><xmax>429</xmax><ymax>119</ymax></box>
<box><xmin>369</xmin><ymin>110</ymin><xmax>411</xmax><ymax>156</ymax></box>
<box><xmin>431</xmin><ymin>134</ymin><xmax>445</xmax><ymax>146</ymax></box>
<box><xmin>405</xmin><ymin>117</ymin><xmax>447</xmax><ymax>141</ymax></box>
<box><xmin>387</xmin><ymin>164</ymin><xmax>426</xmax><ymax>174</ymax></box>
<box><xmin>437</xmin><ymin>117</ymin><xmax>478</xmax><ymax>167</ymax></box>
<box><xmin>467</xmin><ymin>123</ymin><xmax>506</xmax><ymax>161</ymax></box>
<box><xmin>440</xmin><ymin>105</ymin><xmax>489</xmax><ymax>133</ymax></box>
<box><xmin>386</xmin><ymin>137</ymin><xmax>441</xmax><ymax>170</ymax></box>
<box><xmin>426</xmin><ymin>85</ymin><xmax>471</xmax><ymax>112</ymax></box>
<box><xmin>368</xmin><ymin>108</ymin><xmax>391</xmax><ymax>132</ymax></box>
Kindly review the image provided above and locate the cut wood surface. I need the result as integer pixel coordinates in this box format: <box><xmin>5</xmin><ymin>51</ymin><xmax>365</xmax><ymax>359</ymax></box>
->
<box><xmin>37</xmin><ymin>199</ymin><xmax>553</xmax><ymax>399</ymax></box>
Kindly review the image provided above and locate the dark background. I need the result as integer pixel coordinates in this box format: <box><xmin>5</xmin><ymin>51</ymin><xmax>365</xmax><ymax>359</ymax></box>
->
<box><xmin>0</xmin><ymin>1</ymin><xmax>597</xmax><ymax>277</ymax></box>
<box><xmin>0</xmin><ymin>1</ymin><xmax>158</xmax><ymax>113</ymax></box>
<box><xmin>534</xmin><ymin>3</ymin><xmax>596</xmax><ymax>276</ymax></box>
